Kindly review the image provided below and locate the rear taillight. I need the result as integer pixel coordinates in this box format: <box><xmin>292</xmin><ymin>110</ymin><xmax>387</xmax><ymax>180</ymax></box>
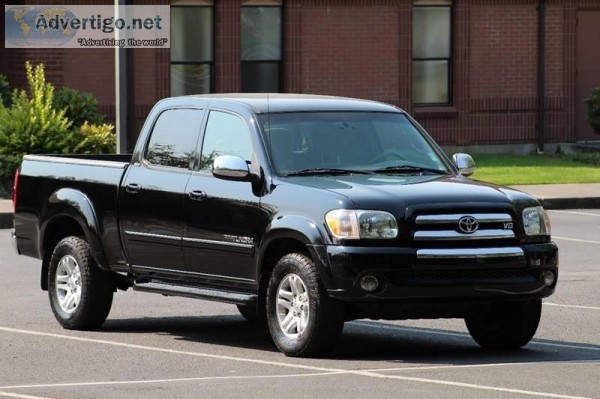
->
<box><xmin>12</xmin><ymin>168</ymin><xmax>19</xmax><ymax>213</ymax></box>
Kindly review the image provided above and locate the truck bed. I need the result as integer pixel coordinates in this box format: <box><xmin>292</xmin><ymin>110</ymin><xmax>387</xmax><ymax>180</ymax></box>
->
<box><xmin>13</xmin><ymin>154</ymin><xmax>131</xmax><ymax>268</ymax></box>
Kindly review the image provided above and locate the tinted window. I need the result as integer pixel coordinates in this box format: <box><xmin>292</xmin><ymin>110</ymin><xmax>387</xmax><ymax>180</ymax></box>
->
<box><xmin>200</xmin><ymin>111</ymin><xmax>253</xmax><ymax>172</ymax></box>
<box><xmin>145</xmin><ymin>109</ymin><xmax>203</xmax><ymax>169</ymax></box>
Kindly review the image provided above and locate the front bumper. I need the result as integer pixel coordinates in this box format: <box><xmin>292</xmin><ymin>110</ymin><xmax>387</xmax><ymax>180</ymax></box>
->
<box><xmin>322</xmin><ymin>242</ymin><xmax>558</xmax><ymax>303</ymax></box>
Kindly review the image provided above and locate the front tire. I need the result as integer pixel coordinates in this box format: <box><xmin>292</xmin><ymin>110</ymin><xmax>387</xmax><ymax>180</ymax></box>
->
<box><xmin>465</xmin><ymin>299</ymin><xmax>542</xmax><ymax>350</ymax></box>
<box><xmin>266</xmin><ymin>253</ymin><xmax>344</xmax><ymax>357</ymax></box>
<box><xmin>48</xmin><ymin>236</ymin><xmax>114</xmax><ymax>330</ymax></box>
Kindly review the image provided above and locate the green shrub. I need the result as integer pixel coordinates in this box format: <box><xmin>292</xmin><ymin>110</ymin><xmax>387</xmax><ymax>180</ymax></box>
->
<box><xmin>0</xmin><ymin>62</ymin><xmax>74</xmax><ymax>191</ymax></box>
<box><xmin>0</xmin><ymin>62</ymin><xmax>116</xmax><ymax>192</ymax></box>
<box><xmin>74</xmin><ymin>121</ymin><xmax>116</xmax><ymax>154</ymax></box>
<box><xmin>0</xmin><ymin>63</ymin><xmax>74</xmax><ymax>155</ymax></box>
<box><xmin>565</xmin><ymin>152</ymin><xmax>600</xmax><ymax>166</ymax></box>
<box><xmin>0</xmin><ymin>74</ymin><xmax>12</xmax><ymax>108</ymax></box>
<box><xmin>54</xmin><ymin>86</ymin><xmax>104</xmax><ymax>129</ymax></box>
<box><xmin>584</xmin><ymin>87</ymin><xmax>600</xmax><ymax>134</ymax></box>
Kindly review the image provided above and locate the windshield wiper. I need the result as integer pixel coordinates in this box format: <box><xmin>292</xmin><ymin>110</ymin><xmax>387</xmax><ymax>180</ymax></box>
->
<box><xmin>283</xmin><ymin>168</ymin><xmax>374</xmax><ymax>177</ymax></box>
<box><xmin>372</xmin><ymin>165</ymin><xmax>450</xmax><ymax>175</ymax></box>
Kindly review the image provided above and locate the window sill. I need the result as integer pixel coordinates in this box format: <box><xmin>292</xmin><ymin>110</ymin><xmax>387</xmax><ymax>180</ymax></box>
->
<box><xmin>413</xmin><ymin>106</ymin><xmax>458</xmax><ymax>119</ymax></box>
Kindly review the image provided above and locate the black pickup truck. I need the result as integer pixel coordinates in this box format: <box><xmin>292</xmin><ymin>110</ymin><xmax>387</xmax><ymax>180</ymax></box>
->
<box><xmin>12</xmin><ymin>94</ymin><xmax>558</xmax><ymax>357</ymax></box>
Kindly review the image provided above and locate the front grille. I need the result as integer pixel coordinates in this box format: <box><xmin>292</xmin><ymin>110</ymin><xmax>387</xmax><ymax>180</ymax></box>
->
<box><xmin>412</xmin><ymin>212</ymin><xmax>516</xmax><ymax>247</ymax></box>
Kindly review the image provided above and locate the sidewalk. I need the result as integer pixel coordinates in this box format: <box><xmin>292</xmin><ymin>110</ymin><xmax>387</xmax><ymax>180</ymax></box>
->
<box><xmin>2</xmin><ymin>183</ymin><xmax>600</xmax><ymax>229</ymax></box>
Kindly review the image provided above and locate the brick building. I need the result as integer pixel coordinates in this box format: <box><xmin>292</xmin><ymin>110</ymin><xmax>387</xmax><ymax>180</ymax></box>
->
<box><xmin>1</xmin><ymin>0</ymin><xmax>600</xmax><ymax>152</ymax></box>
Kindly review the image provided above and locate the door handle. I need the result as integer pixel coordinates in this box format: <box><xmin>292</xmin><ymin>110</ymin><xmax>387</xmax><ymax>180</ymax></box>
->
<box><xmin>188</xmin><ymin>190</ymin><xmax>207</xmax><ymax>201</ymax></box>
<box><xmin>125</xmin><ymin>183</ymin><xmax>141</xmax><ymax>194</ymax></box>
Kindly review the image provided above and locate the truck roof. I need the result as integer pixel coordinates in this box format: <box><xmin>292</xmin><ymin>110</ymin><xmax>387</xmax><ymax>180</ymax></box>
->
<box><xmin>161</xmin><ymin>93</ymin><xmax>402</xmax><ymax>114</ymax></box>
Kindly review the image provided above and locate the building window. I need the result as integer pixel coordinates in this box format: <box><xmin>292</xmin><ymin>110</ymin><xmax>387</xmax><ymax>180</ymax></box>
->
<box><xmin>171</xmin><ymin>3</ymin><xmax>214</xmax><ymax>96</ymax></box>
<box><xmin>412</xmin><ymin>0</ymin><xmax>452</xmax><ymax>105</ymax></box>
<box><xmin>241</xmin><ymin>1</ymin><xmax>282</xmax><ymax>93</ymax></box>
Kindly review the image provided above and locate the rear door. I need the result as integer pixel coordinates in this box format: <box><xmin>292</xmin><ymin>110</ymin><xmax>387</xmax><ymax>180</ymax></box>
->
<box><xmin>182</xmin><ymin>109</ymin><xmax>266</xmax><ymax>286</ymax></box>
<box><xmin>120</xmin><ymin>108</ymin><xmax>205</xmax><ymax>278</ymax></box>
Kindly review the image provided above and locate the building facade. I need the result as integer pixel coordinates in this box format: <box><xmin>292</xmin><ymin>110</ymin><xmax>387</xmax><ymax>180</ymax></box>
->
<box><xmin>1</xmin><ymin>0</ymin><xmax>600</xmax><ymax>152</ymax></box>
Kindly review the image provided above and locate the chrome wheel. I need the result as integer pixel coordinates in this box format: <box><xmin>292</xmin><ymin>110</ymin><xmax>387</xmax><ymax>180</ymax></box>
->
<box><xmin>55</xmin><ymin>255</ymin><xmax>82</xmax><ymax>314</ymax></box>
<box><xmin>276</xmin><ymin>273</ymin><xmax>310</xmax><ymax>339</ymax></box>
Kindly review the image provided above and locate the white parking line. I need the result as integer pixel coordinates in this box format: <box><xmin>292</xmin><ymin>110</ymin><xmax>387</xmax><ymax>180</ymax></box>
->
<box><xmin>0</xmin><ymin>326</ymin><xmax>596</xmax><ymax>399</ymax></box>
<box><xmin>545</xmin><ymin>303</ymin><xmax>600</xmax><ymax>311</ymax></box>
<box><xmin>363</xmin><ymin>360</ymin><xmax>600</xmax><ymax>373</ymax></box>
<box><xmin>0</xmin><ymin>374</ymin><xmax>593</xmax><ymax>399</ymax></box>
<box><xmin>552</xmin><ymin>236</ymin><xmax>600</xmax><ymax>245</ymax></box>
<box><xmin>0</xmin><ymin>372</ymin><xmax>345</xmax><ymax>390</ymax></box>
<box><xmin>550</xmin><ymin>211</ymin><xmax>600</xmax><ymax>217</ymax></box>
<box><xmin>0</xmin><ymin>392</ymin><xmax>52</xmax><ymax>399</ymax></box>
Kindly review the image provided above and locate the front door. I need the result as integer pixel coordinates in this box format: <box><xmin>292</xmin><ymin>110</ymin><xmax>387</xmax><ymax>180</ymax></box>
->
<box><xmin>183</xmin><ymin>110</ymin><xmax>265</xmax><ymax>287</ymax></box>
<box><xmin>575</xmin><ymin>10</ymin><xmax>600</xmax><ymax>141</ymax></box>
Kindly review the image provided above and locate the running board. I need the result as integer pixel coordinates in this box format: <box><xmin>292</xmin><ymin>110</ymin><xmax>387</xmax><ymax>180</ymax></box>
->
<box><xmin>133</xmin><ymin>281</ymin><xmax>257</xmax><ymax>306</ymax></box>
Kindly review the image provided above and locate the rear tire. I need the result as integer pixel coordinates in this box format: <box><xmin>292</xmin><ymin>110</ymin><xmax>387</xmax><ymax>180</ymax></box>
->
<box><xmin>266</xmin><ymin>253</ymin><xmax>344</xmax><ymax>357</ymax></box>
<box><xmin>48</xmin><ymin>236</ymin><xmax>114</xmax><ymax>330</ymax></box>
<box><xmin>465</xmin><ymin>299</ymin><xmax>542</xmax><ymax>350</ymax></box>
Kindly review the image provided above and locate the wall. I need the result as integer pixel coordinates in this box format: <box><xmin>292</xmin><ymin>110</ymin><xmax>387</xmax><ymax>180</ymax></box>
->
<box><xmin>3</xmin><ymin>0</ymin><xmax>600</xmax><ymax>149</ymax></box>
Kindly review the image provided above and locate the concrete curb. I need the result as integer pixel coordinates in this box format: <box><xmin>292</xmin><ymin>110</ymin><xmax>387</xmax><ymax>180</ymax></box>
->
<box><xmin>1</xmin><ymin>196</ymin><xmax>599</xmax><ymax>230</ymax></box>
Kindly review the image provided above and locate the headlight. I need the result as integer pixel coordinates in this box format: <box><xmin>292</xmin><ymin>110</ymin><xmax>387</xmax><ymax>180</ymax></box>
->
<box><xmin>325</xmin><ymin>209</ymin><xmax>398</xmax><ymax>239</ymax></box>
<box><xmin>522</xmin><ymin>206</ymin><xmax>551</xmax><ymax>236</ymax></box>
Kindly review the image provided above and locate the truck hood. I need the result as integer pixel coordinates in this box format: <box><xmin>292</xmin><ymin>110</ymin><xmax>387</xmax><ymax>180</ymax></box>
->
<box><xmin>283</xmin><ymin>174</ymin><xmax>538</xmax><ymax>211</ymax></box>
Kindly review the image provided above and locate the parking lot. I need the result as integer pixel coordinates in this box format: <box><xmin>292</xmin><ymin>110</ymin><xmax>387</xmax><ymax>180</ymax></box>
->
<box><xmin>1</xmin><ymin>209</ymin><xmax>599</xmax><ymax>399</ymax></box>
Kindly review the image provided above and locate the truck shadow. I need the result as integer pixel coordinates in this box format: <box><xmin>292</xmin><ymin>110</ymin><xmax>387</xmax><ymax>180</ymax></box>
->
<box><xmin>102</xmin><ymin>316</ymin><xmax>600</xmax><ymax>364</ymax></box>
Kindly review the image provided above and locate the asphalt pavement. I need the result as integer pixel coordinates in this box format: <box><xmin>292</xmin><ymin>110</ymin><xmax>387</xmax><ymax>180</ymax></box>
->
<box><xmin>1</xmin><ymin>210</ymin><xmax>599</xmax><ymax>398</ymax></box>
<box><xmin>2</xmin><ymin>183</ymin><xmax>600</xmax><ymax>228</ymax></box>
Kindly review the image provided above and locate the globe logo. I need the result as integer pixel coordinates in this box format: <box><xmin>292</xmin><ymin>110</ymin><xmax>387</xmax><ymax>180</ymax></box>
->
<box><xmin>5</xmin><ymin>6</ymin><xmax>78</xmax><ymax>47</ymax></box>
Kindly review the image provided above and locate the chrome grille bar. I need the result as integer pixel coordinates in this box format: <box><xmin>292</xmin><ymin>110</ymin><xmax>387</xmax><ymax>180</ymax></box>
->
<box><xmin>415</xmin><ymin>213</ymin><xmax>512</xmax><ymax>225</ymax></box>
<box><xmin>414</xmin><ymin>229</ymin><xmax>515</xmax><ymax>241</ymax></box>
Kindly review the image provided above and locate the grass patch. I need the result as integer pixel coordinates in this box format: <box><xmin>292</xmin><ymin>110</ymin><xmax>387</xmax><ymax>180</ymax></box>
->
<box><xmin>471</xmin><ymin>154</ymin><xmax>600</xmax><ymax>185</ymax></box>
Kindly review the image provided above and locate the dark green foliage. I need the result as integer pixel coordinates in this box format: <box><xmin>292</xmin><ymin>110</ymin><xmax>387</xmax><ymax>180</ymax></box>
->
<box><xmin>0</xmin><ymin>155</ymin><xmax>20</xmax><ymax>197</ymax></box>
<box><xmin>564</xmin><ymin>152</ymin><xmax>600</xmax><ymax>166</ymax></box>
<box><xmin>0</xmin><ymin>74</ymin><xmax>12</xmax><ymax>108</ymax></box>
<box><xmin>54</xmin><ymin>86</ymin><xmax>104</xmax><ymax>128</ymax></box>
<box><xmin>584</xmin><ymin>87</ymin><xmax>600</xmax><ymax>134</ymax></box>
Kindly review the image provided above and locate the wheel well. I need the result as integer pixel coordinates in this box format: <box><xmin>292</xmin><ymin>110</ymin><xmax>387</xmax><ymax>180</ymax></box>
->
<box><xmin>41</xmin><ymin>216</ymin><xmax>84</xmax><ymax>290</ymax></box>
<box><xmin>257</xmin><ymin>238</ymin><xmax>309</xmax><ymax>306</ymax></box>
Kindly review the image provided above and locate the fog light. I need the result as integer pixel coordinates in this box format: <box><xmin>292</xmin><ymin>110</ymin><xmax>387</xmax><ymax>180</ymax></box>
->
<box><xmin>543</xmin><ymin>270</ymin><xmax>556</xmax><ymax>287</ymax></box>
<box><xmin>360</xmin><ymin>275</ymin><xmax>379</xmax><ymax>292</ymax></box>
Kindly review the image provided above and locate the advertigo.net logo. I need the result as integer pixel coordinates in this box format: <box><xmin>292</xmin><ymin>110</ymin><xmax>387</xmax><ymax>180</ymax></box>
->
<box><xmin>5</xmin><ymin>5</ymin><xmax>170</xmax><ymax>48</ymax></box>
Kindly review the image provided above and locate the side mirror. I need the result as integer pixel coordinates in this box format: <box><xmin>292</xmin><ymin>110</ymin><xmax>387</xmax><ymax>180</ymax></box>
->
<box><xmin>212</xmin><ymin>155</ymin><xmax>251</xmax><ymax>181</ymax></box>
<box><xmin>452</xmin><ymin>153</ymin><xmax>476</xmax><ymax>177</ymax></box>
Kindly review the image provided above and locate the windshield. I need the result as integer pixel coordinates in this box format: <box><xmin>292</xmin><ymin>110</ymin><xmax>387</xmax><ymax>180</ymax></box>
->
<box><xmin>258</xmin><ymin>112</ymin><xmax>450</xmax><ymax>176</ymax></box>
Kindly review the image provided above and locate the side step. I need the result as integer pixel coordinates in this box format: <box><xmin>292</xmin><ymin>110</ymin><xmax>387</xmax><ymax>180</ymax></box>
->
<box><xmin>133</xmin><ymin>281</ymin><xmax>257</xmax><ymax>306</ymax></box>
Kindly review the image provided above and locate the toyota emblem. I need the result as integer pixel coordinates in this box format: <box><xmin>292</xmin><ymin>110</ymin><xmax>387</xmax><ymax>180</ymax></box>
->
<box><xmin>458</xmin><ymin>216</ymin><xmax>479</xmax><ymax>234</ymax></box>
